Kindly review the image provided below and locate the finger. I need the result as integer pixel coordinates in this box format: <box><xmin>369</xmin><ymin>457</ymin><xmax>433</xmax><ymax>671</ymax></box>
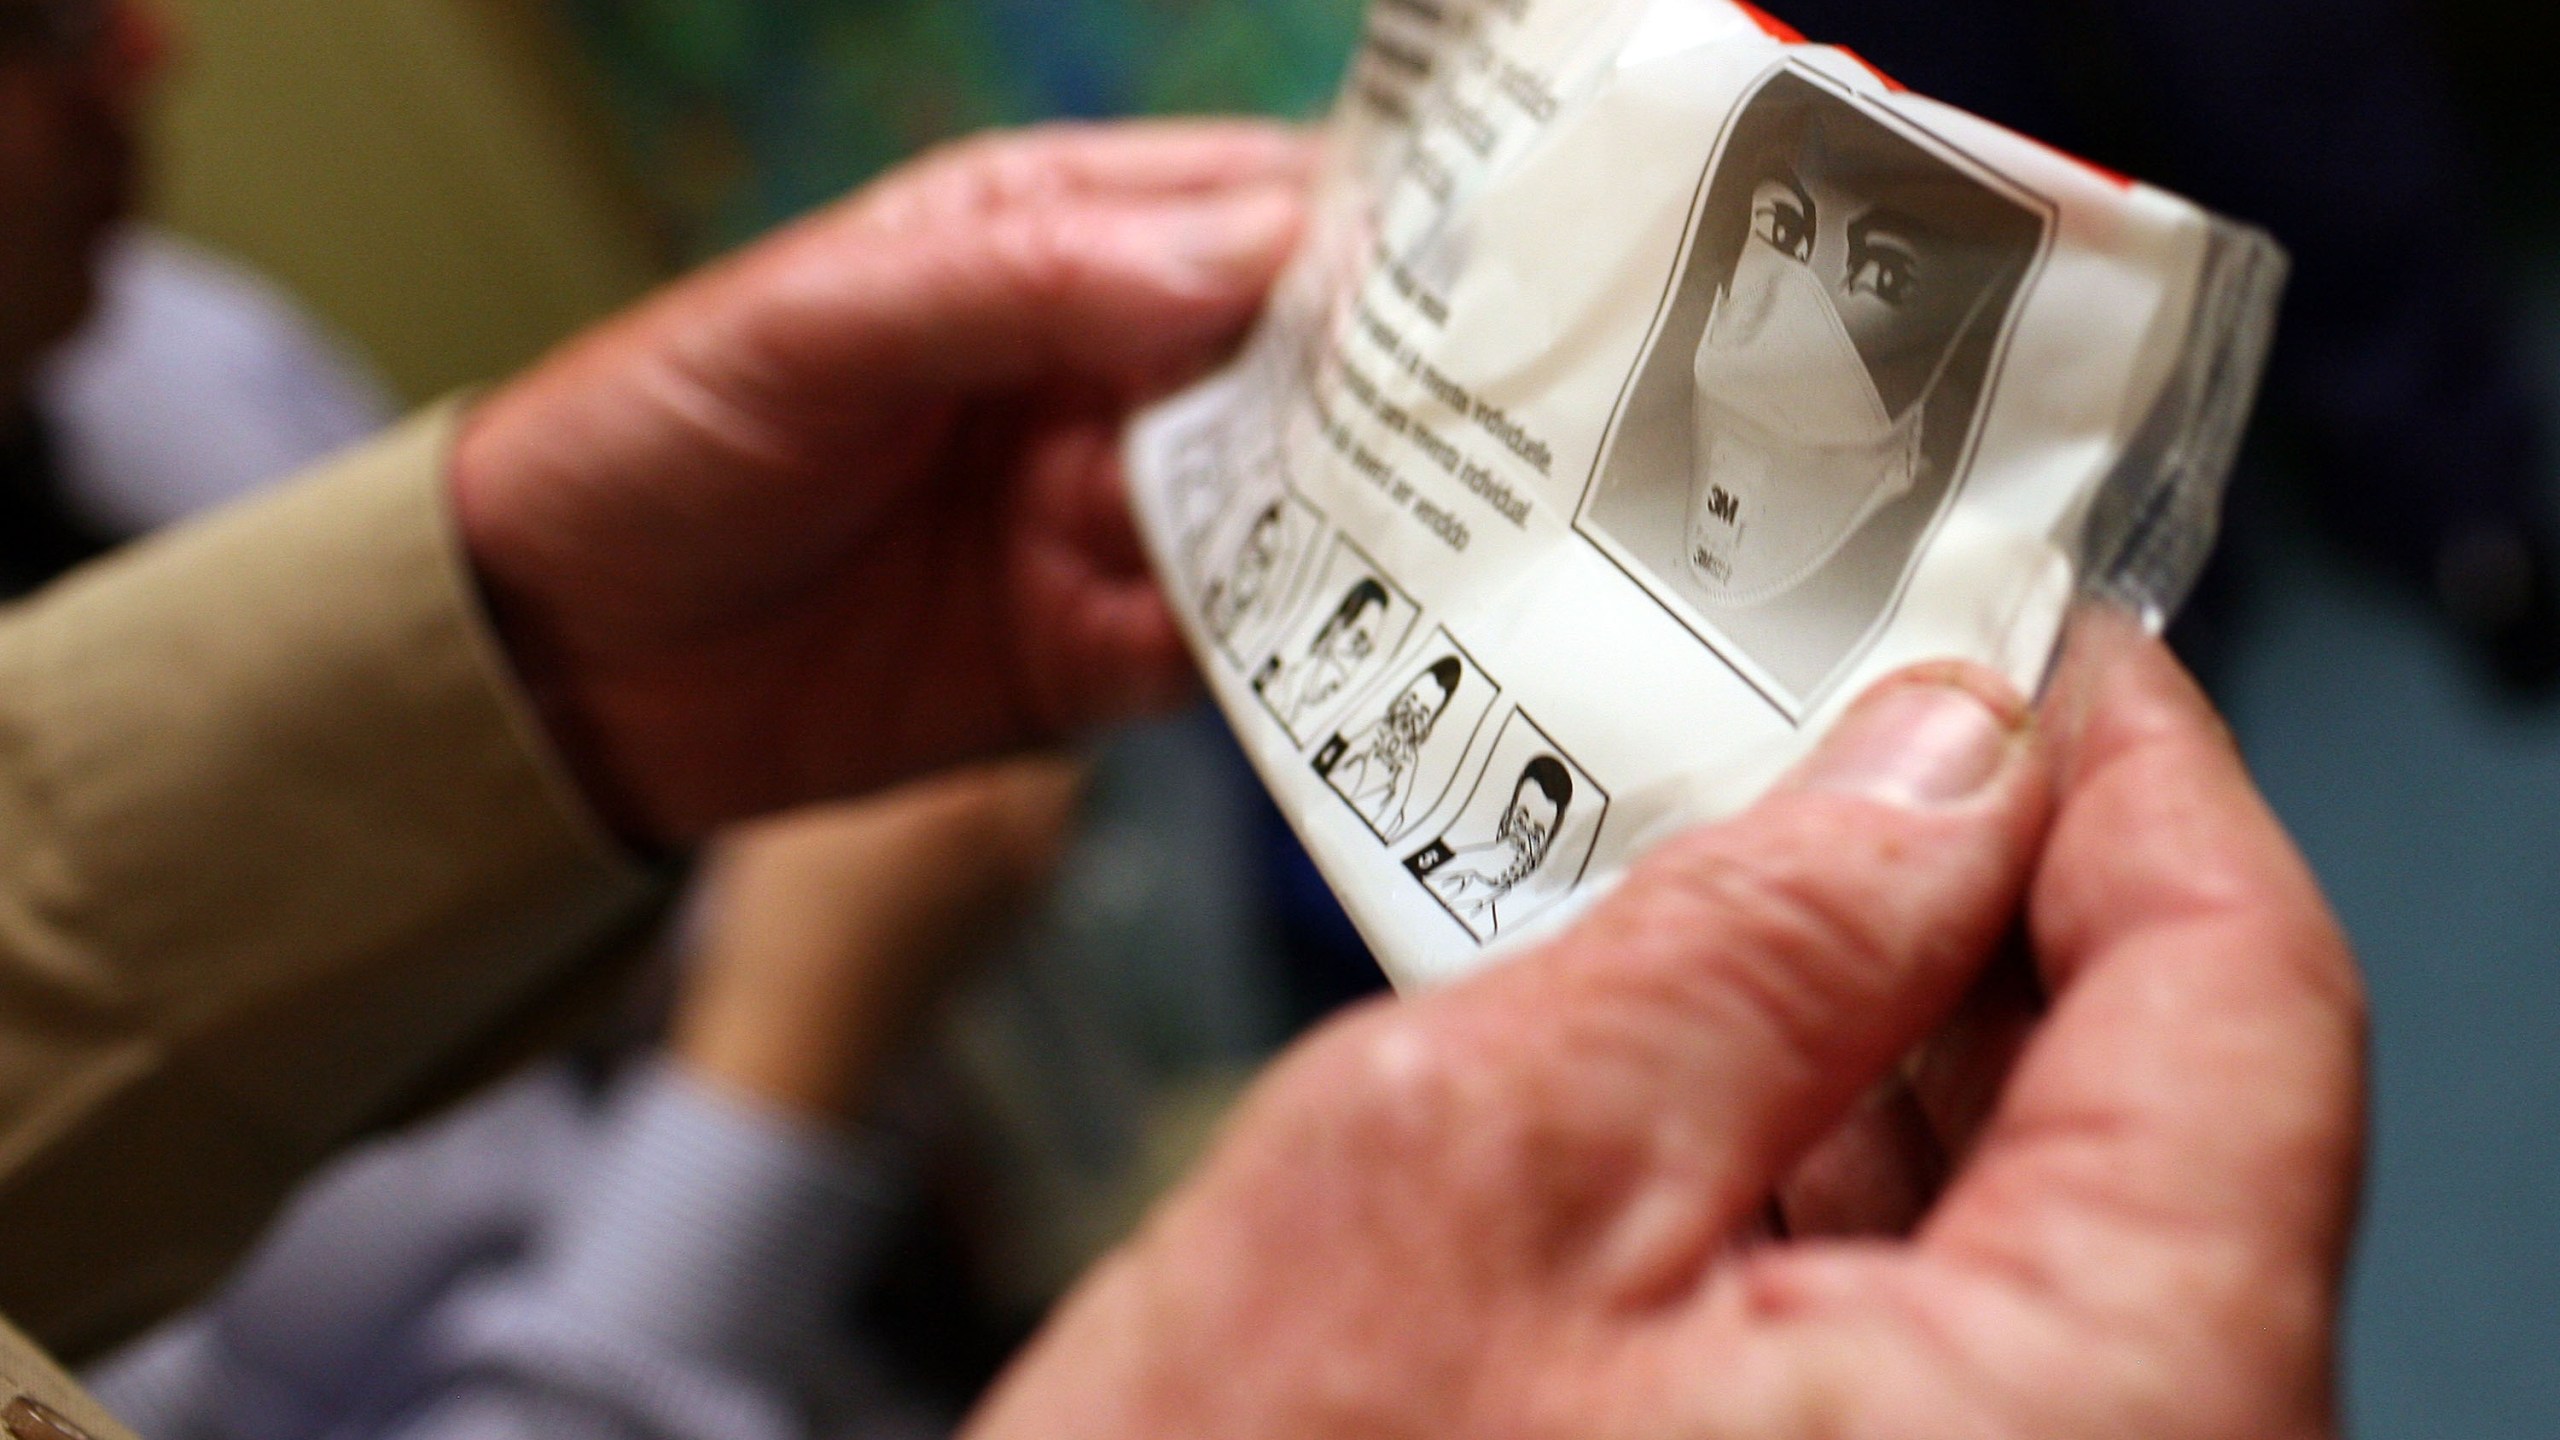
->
<box><xmin>1906</xmin><ymin>935</ymin><xmax>2042</xmax><ymax>1165</ymax></box>
<box><xmin>881</xmin><ymin>120</ymin><xmax>1319</xmax><ymax>221</ymax></box>
<box><xmin>1441</xmin><ymin>664</ymin><xmax>2053</xmax><ymax>1300</ymax></box>
<box><xmin>1773</xmin><ymin>940</ymin><xmax>2042</xmax><ymax>1237</ymax></box>
<box><xmin>747</xmin><ymin>180</ymin><xmax>1308</xmax><ymax>398</ymax></box>
<box><xmin>1923</xmin><ymin>631</ymin><xmax>2365</xmax><ymax>1367</ymax></box>
<box><xmin>1010</xmin><ymin>413</ymin><xmax>1200</xmax><ymax>726</ymax></box>
<box><xmin>1776</xmin><ymin>1077</ymin><xmax>1945</xmax><ymax>1238</ymax></box>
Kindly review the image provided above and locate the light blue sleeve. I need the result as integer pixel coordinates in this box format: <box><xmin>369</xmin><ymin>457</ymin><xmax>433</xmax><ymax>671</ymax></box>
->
<box><xmin>91</xmin><ymin>1060</ymin><xmax>905</xmax><ymax>1440</ymax></box>
<box><xmin>366</xmin><ymin>1062</ymin><xmax>898</xmax><ymax>1440</ymax></box>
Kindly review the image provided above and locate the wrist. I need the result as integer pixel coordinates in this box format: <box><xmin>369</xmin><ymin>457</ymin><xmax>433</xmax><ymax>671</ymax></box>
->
<box><xmin>671</xmin><ymin>1021</ymin><xmax>879</xmax><ymax>1127</ymax></box>
<box><xmin>449</xmin><ymin>382</ymin><xmax>671</xmax><ymax>846</ymax></box>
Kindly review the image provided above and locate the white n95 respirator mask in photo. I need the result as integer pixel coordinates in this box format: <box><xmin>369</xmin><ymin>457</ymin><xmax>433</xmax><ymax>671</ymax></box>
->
<box><xmin>1686</xmin><ymin>237</ymin><xmax>1926</xmax><ymax>606</ymax></box>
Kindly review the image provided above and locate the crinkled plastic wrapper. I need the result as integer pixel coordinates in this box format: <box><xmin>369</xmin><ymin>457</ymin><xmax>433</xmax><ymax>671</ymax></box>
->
<box><xmin>1126</xmin><ymin>0</ymin><xmax>2286</xmax><ymax>989</ymax></box>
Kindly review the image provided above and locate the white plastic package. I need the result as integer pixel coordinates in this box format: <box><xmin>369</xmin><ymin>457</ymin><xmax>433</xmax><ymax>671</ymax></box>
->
<box><xmin>1125</xmin><ymin>0</ymin><xmax>2286</xmax><ymax>989</ymax></box>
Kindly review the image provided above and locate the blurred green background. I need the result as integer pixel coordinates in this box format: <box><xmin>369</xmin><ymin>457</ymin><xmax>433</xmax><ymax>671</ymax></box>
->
<box><xmin>140</xmin><ymin>0</ymin><xmax>1362</xmax><ymax>402</ymax></box>
<box><xmin>559</xmin><ymin>0</ymin><xmax>1365</xmax><ymax>256</ymax></box>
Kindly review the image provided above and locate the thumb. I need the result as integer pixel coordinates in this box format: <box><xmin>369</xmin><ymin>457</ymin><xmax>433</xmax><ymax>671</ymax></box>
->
<box><xmin>1456</xmin><ymin>664</ymin><xmax>2053</xmax><ymax>1296</ymax></box>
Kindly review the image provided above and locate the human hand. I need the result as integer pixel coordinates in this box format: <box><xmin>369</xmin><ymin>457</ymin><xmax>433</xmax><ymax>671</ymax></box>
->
<box><xmin>670</xmin><ymin>757</ymin><xmax>1086</xmax><ymax>1123</ymax></box>
<box><xmin>451</xmin><ymin>121</ymin><xmax>1312</xmax><ymax>840</ymax></box>
<box><xmin>966</xmin><ymin>634</ymin><xmax>2366</xmax><ymax>1440</ymax></box>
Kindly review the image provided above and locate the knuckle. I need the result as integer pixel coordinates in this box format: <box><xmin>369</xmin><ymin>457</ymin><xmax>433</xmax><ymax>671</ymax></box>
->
<box><xmin>1647</xmin><ymin>834</ymin><xmax>1898</xmax><ymax>977</ymax></box>
<box><xmin>921</xmin><ymin>123</ymin><xmax>1095</xmax><ymax>213</ymax></box>
<box><xmin>1271</xmin><ymin>1005</ymin><xmax>1475</xmax><ymax>1148</ymax></box>
<box><xmin>1246</xmin><ymin>999</ymin><xmax>1558</xmax><ymax>1204</ymax></box>
<box><xmin>955</xmin><ymin>138</ymin><xmax>1055</xmax><ymax>210</ymax></box>
<box><xmin>1606</xmin><ymin>839</ymin><xmax>1906</xmax><ymax>1062</ymax></box>
<box><xmin>982</xmin><ymin>203</ymin><xmax>1096</xmax><ymax>310</ymax></box>
<box><xmin>2285</xmin><ymin>946</ymin><xmax>2368</xmax><ymax>1066</ymax></box>
<box><xmin>2286</xmin><ymin>922</ymin><xmax>2368</xmax><ymax>1033</ymax></box>
<box><xmin>2211</xmin><ymin>897</ymin><xmax>2367</xmax><ymax>1058</ymax></box>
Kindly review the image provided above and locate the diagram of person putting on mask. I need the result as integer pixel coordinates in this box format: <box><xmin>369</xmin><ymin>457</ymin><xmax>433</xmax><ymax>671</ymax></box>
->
<box><xmin>1578</xmin><ymin>65</ymin><xmax>2050</xmax><ymax>716</ymax></box>
<box><xmin>1312</xmin><ymin>630</ymin><xmax>1501</xmax><ymax>845</ymax></box>
<box><xmin>1251</xmin><ymin>535</ymin><xmax>1421</xmax><ymax>742</ymax></box>
<box><xmin>1404</xmin><ymin>711</ymin><xmax>1608</xmax><ymax>944</ymax></box>
<box><xmin>1195</xmin><ymin>488</ymin><xmax>1326</xmax><ymax>669</ymax></box>
<box><xmin>1168</xmin><ymin>425</ymin><xmax>1242</xmax><ymax>578</ymax></box>
<box><xmin>1170</xmin><ymin>395</ymin><xmax>1288</xmax><ymax>586</ymax></box>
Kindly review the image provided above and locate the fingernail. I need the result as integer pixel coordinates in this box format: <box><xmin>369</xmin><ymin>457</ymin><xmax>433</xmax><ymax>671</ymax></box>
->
<box><xmin>1165</xmin><ymin>186</ymin><xmax>1303</xmax><ymax>286</ymax></box>
<box><xmin>1794</xmin><ymin>677</ymin><xmax>2023</xmax><ymax>809</ymax></box>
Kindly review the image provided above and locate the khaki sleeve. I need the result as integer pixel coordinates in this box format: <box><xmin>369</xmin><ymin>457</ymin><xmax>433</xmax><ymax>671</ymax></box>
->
<box><xmin>0</xmin><ymin>405</ymin><xmax>658</xmax><ymax>1358</ymax></box>
<box><xmin>0</xmin><ymin>1315</ymin><xmax>133</xmax><ymax>1440</ymax></box>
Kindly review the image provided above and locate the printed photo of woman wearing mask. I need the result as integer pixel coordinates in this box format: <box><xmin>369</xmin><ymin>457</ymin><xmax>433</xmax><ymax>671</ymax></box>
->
<box><xmin>1404</xmin><ymin>710</ymin><xmax>1607</xmax><ymax>944</ymax></box>
<box><xmin>1578</xmin><ymin>66</ymin><xmax>2046</xmax><ymax>715</ymax></box>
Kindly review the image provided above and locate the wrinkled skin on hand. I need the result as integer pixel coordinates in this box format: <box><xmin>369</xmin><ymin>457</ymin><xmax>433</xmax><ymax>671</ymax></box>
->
<box><xmin>968</xmin><ymin>636</ymin><xmax>2366</xmax><ymax>1440</ymax></box>
<box><xmin>453</xmin><ymin>121</ymin><xmax>1312</xmax><ymax>841</ymax></box>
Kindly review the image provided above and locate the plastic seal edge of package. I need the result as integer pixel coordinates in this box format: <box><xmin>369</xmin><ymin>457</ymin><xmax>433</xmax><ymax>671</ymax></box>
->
<box><xmin>2076</xmin><ymin>221</ymin><xmax>2290</xmax><ymax>637</ymax></box>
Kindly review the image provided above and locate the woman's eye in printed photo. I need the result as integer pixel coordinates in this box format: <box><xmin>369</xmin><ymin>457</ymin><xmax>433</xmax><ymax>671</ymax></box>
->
<box><xmin>1752</xmin><ymin>177</ymin><xmax>1816</xmax><ymax>262</ymax></box>
<box><xmin>1844</xmin><ymin>221</ymin><xmax>1922</xmax><ymax>307</ymax></box>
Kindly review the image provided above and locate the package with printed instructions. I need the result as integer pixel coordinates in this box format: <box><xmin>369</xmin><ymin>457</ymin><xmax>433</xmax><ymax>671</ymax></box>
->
<box><xmin>1129</xmin><ymin>0</ymin><xmax>2285</xmax><ymax>988</ymax></box>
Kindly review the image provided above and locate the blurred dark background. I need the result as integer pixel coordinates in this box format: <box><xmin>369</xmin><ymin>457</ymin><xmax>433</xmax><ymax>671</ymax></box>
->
<box><xmin>130</xmin><ymin>0</ymin><xmax>2560</xmax><ymax>1433</ymax></box>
